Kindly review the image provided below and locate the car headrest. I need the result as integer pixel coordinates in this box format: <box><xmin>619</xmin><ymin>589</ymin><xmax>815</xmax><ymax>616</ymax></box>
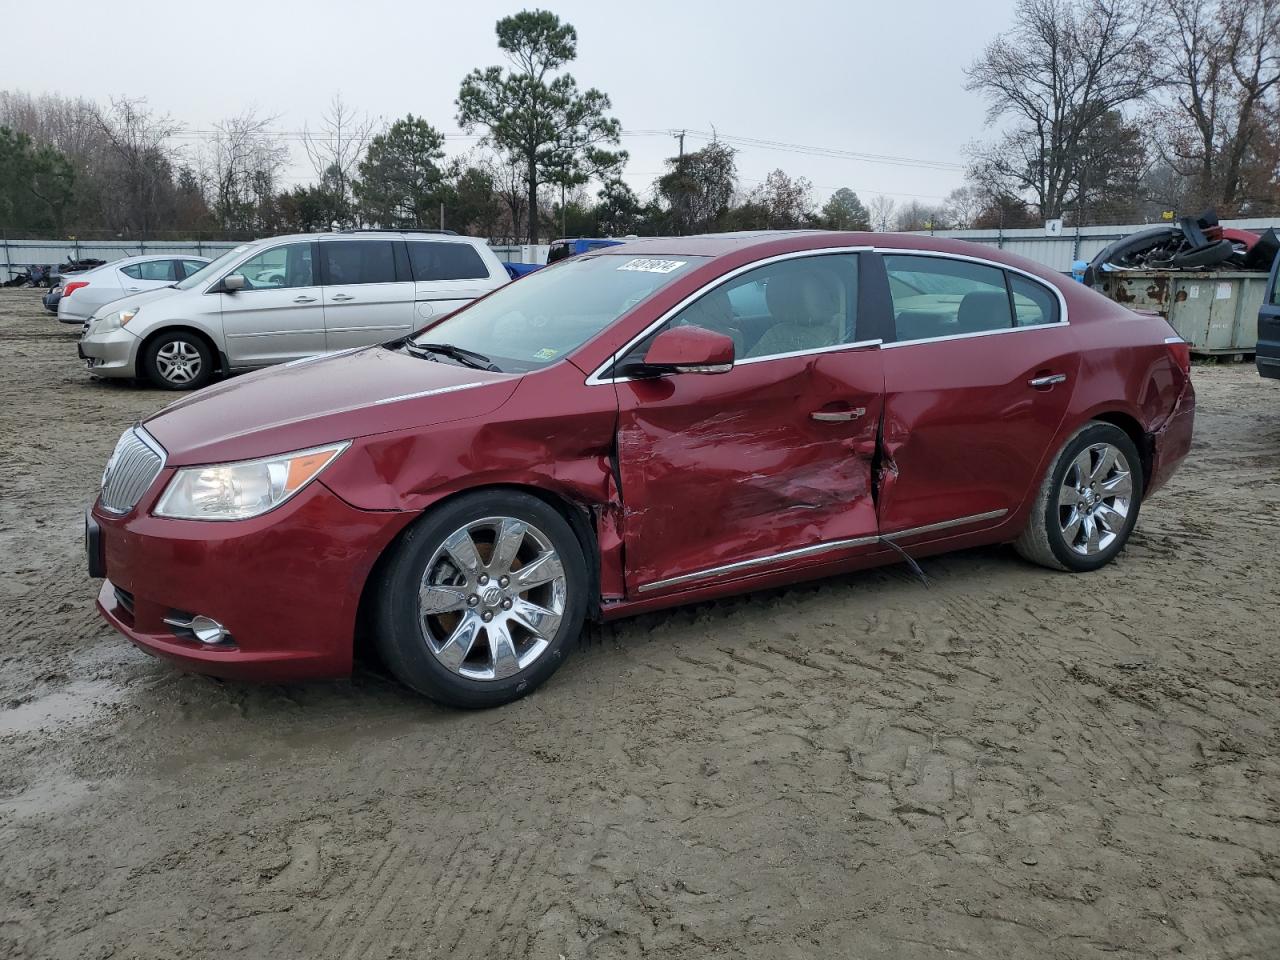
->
<box><xmin>765</xmin><ymin>270</ymin><xmax>840</xmax><ymax>327</ymax></box>
<box><xmin>956</xmin><ymin>290</ymin><xmax>1009</xmax><ymax>333</ymax></box>
<box><xmin>682</xmin><ymin>289</ymin><xmax>733</xmax><ymax>330</ymax></box>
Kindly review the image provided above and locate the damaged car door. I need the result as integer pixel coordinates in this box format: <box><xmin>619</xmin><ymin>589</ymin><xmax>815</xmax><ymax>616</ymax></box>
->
<box><xmin>874</xmin><ymin>252</ymin><xmax>1078</xmax><ymax>539</ymax></box>
<box><xmin>611</xmin><ymin>252</ymin><xmax>885</xmax><ymax>595</ymax></box>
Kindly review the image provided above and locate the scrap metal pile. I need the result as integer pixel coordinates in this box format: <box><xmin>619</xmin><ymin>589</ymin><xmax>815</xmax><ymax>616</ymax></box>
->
<box><xmin>1083</xmin><ymin>210</ymin><xmax>1279</xmax><ymax>286</ymax></box>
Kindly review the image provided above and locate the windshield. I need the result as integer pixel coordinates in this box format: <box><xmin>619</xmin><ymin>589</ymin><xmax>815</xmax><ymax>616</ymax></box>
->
<box><xmin>414</xmin><ymin>254</ymin><xmax>706</xmax><ymax>372</ymax></box>
<box><xmin>175</xmin><ymin>244</ymin><xmax>252</xmax><ymax>290</ymax></box>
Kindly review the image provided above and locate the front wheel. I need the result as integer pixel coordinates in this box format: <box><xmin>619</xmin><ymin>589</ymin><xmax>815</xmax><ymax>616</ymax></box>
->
<box><xmin>374</xmin><ymin>491</ymin><xmax>588</xmax><ymax>708</ymax></box>
<box><xmin>1015</xmin><ymin>421</ymin><xmax>1144</xmax><ymax>572</ymax></box>
<box><xmin>142</xmin><ymin>331</ymin><xmax>214</xmax><ymax>391</ymax></box>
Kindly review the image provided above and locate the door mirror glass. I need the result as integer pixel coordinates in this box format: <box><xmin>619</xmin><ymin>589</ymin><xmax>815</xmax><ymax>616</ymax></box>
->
<box><xmin>641</xmin><ymin>325</ymin><xmax>735</xmax><ymax>374</ymax></box>
<box><xmin>222</xmin><ymin>273</ymin><xmax>246</xmax><ymax>292</ymax></box>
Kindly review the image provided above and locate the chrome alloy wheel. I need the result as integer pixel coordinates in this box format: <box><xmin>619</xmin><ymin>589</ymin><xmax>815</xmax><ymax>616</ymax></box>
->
<box><xmin>155</xmin><ymin>340</ymin><xmax>203</xmax><ymax>384</ymax></box>
<box><xmin>418</xmin><ymin>517</ymin><xmax>567</xmax><ymax>681</ymax></box>
<box><xmin>1059</xmin><ymin>442</ymin><xmax>1133</xmax><ymax>556</ymax></box>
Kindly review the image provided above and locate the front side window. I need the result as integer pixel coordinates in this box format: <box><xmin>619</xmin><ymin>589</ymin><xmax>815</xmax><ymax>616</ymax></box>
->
<box><xmin>234</xmin><ymin>243</ymin><xmax>314</xmax><ymax>290</ymax></box>
<box><xmin>177</xmin><ymin>244</ymin><xmax>250</xmax><ymax>291</ymax></box>
<box><xmin>408</xmin><ymin>241</ymin><xmax>489</xmax><ymax>281</ymax></box>
<box><xmin>321</xmin><ymin>241</ymin><xmax>397</xmax><ymax>285</ymax></box>
<box><xmin>416</xmin><ymin>253</ymin><xmax>706</xmax><ymax>372</ymax></box>
<box><xmin>122</xmin><ymin>260</ymin><xmax>177</xmax><ymax>282</ymax></box>
<box><xmin>885</xmin><ymin>255</ymin><xmax>1013</xmax><ymax>341</ymax></box>
<box><xmin>633</xmin><ymin>254</ymin><xmax>861</xmax><ymax>363</ymax></box>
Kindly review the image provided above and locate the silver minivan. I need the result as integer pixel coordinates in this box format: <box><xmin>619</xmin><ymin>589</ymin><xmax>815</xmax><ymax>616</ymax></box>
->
<box><xmin>78</xmin><ymin>231</ymin><xmax>510</xmax><ymax>390</ymax></box>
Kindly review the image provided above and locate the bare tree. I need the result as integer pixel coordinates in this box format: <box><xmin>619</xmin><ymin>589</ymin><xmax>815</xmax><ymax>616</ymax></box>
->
<box><xmin>1154</xmin><ymin>0</ymin><xmax>1280</xmax><ymax>212</ymax></box>
<box><xmin>478</xmin><ymin>151</ymin><xmax>529</xmax><ymax>244</ymax></box>
<box><xmin>868</xmin><ymin>194</ymin><xmax>897</xmax><ymax>231</ymax></box>
<box><xmin>207</xmin><ymin>108</ymin><xmax>289</xmax><ymax>234</ymax></box>
<box><xmin>302</xmin><ymin>93</ymin><xmax>376</xmax><ymax>224</ymax></box>
<box><xmin>92</xmin><ymin>97</ymin><xmax>183</xmax><ymax>238</ymax></box>
<box><xmin>943</xmin><ymin>186</ymin><xmax>982</xmax><ymax>228</ymax></box>
<box><xmin>965</xmin><ymin>0</ymin><xmax>1160</xmax><ymax>219</ymax></box>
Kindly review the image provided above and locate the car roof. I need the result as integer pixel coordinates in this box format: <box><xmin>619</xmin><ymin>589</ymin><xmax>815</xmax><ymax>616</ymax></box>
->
<box><xmin>597</xmin><ymin>230</ymin><xmax>1063</xmax><ymax>284</ymax></box>
<box><xmin>244</xmin><ymin>232</ymin><xmax>487</xmax><ymax>245</ymax></box>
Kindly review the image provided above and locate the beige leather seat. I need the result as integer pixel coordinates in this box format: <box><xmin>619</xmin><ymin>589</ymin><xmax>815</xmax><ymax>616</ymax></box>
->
<box><xmin>745</xmin><ymin>270</ymin><xmax>843</xmax><ymax>358</ymax></box>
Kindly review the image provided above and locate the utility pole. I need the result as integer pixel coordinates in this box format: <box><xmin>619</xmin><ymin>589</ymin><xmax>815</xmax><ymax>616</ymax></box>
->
<box><xmin>675</xmin><ymin>129</ymin><xmax>685</xmax><ymax>159</ymax></box>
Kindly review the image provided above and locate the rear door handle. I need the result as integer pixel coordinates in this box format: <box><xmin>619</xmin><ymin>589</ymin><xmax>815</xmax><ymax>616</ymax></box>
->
<box><xmin>293</xmin><ymin>295</ymin><xmax>317</xmax><ymax>304</ymax></box>
<box><xmin>811</xmin><ymin>406</ymin><xmax>866</xmax><ymax>422</ymax></box>
<box><xmin>1029</xmin><ymin>374</ymin><xmax>1067</xmax><ymax>388</ymax></box>
<box><xmin>331</xmin><ymin>293</ymin><xmax>354</xmax><ymax>302</ymax></box>
<box><xmin>126</xmin><ymin>286</ymin><xmax>140</xmax><ymax>292</ymax></box>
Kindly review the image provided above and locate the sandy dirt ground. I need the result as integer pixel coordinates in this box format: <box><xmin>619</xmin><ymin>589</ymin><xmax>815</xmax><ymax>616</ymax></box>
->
<box><xmin>1</xmin><ymin>287</ymin><xmax>1278</xmax><ymax>959</ymax></box>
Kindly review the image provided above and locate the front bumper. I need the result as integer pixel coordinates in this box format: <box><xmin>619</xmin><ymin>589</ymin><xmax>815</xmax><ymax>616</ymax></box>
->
<box><xmin>80</xmin><ymin>324</ymin><xmax>142</xmax><ymax>378</ymax></box>
<box><xmin>92</xmin><ymin>480</ymin><xmax>416</xmax><ymax>681</ymax></box>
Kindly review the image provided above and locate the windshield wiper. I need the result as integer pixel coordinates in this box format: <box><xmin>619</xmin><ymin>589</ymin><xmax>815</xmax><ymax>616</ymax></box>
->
<box><xmin>407</xmin><ymin>341</ymin><xmax>502</xmax><ymax>372</ymax></box>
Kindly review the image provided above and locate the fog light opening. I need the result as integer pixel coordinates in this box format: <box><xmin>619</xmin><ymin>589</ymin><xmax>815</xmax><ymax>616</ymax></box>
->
<box><xmin>164</xmin><ymin>612</ymin><xmax>234</xmax><ymax>647</ymax></box>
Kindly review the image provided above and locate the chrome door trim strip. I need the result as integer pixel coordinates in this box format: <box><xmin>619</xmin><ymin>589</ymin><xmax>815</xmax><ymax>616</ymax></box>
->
<box><xmin>881</xmin><ymin>509</ymin><xmax>1008</xmax><ymax>541</ymax></box>
<box><xmin>636</xmin><ymin>534</ymin><xmax>879</xmax><ymax>594</ymax></box>
<box><xmin>585</xmin><ymin>246</ymin><xmax>874</xmax><ymax>386</ymax></box>
<box><xmin>881</xmin><ymin>324</ymin><xmax>1063</xmax><ymax>349</ymax></box>
<box><xmin>636</xmin><ymin>509</ymin><xmax>1010</xmax><ymax>595</ymax></box>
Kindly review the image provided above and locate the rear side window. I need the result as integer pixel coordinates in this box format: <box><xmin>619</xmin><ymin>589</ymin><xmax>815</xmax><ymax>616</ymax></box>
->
<box><xmin>322</xmin><ymin>241</ymin><xmax>397</xmax><ymax>285</ymax></box>
<box><xmin>121</xmin><ymin>260</ymin><xmax>177</xmax><ymax>282</ymax></box>
<box><xmin>885</xmin><ymin>255</ymin><xmax>1013</xmax><ymax>341</ymax></box>
<box><xmin>180</xmin><ymin>259</ymin><xmax>207</xmax><ymax>278</ymax></box>
<box><xmin>409</xmin><ymin>241</ymin><xmax>490</xmax><ymax>281</ymax></box>
<box><xmin>1010</xmin><ymin>274</ymin><xmax>1059</xmax><ymax>326</ymax></box>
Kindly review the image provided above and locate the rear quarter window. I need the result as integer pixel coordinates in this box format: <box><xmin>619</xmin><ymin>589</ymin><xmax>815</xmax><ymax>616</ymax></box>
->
<box><xmin>409</xmin><ymin>241</ymin><xmax>490</xmax><ymax>281</ymax></box>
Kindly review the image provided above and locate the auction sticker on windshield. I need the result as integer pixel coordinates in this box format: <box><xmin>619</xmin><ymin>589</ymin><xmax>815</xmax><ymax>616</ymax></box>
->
<box><xmin>617</xmin><ymin>258</ymin><xmax>688</xmax><ymax>274</ymax></box>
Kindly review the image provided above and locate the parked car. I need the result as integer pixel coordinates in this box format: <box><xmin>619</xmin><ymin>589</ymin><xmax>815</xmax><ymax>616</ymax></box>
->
<box><xmin>57</xmin><ymin>255</ymin><xmax>211</xmax><ymax>325</ymax></box>
<box><xmin>43</xmin><ymin>284</ymin><xmax>65</xmax><ymax>314</ymax></box>
<box><xmin>87</xmin><ymin>231</ymin><xmax>1195</xmax><ymax>708</ymax></box>
<box><xmin>546</xmin><ymin>237</ymin><xmax>625</xmax><ymax>264</ymax></box>
<box><xmin>1260</xmin><ymin>247</ymin><xmax>1280</xmax><ymax>380</ymax></box>
<box><xmin>78</xmin><ymin>231</ymin><xmax>509</xmax><ymax>390</ymax></box>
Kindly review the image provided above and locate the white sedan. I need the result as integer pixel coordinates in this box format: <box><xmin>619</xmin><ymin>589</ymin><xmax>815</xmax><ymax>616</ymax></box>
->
<box><xmin>56</xmin><ymin>255</ymin><xmax>210</xmax><ymax>325</ymax></box>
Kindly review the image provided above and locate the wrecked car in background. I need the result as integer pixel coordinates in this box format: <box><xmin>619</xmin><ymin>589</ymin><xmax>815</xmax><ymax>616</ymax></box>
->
<box><xmin>87</xmin><ymin>231</ymin><xmax>1195</xmax><ymax>709</ymax></box>
<box><xmin>1090</xmin><ymin>211</ymin><xmax>1278</xmax><ymax>356</ymax></box>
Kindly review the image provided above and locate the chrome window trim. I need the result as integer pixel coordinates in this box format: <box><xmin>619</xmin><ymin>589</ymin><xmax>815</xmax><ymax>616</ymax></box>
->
<box><xmin>585</xmin><ymin>246</ymin><xmax>874</xmax><ymax>386</ymax></box>
<box><xmin>635</xmin><ymin>508</ymin><xmax>1009</xmax><ymax>594</ymax></box>
<box><xmin>876</xmin><ymin>248</ymin><xmax>1069</xmax><ymax>347</ymax></box>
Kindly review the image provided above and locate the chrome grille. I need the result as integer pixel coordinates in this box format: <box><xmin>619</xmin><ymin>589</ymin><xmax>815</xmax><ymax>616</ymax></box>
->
<box><xmin>100</xmin><ymin>428</ymin><xmax>166</xmax><ymax>515</ymax></box>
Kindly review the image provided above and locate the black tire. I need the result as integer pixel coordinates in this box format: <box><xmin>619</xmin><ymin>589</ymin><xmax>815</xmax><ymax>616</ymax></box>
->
<box><xmin>142</xmin><ymin>330</ymin><xmax>215</xmax><ymax>391</ymax></box>
<box><xmin>1015</xmin><ymin>421</ymin><xmax>1145</xmax><ymax>572</ymax></box>
<box><xmin>374</xmin><ymin>490</ymin><xmax>588</xmax><ymax>708</ymax></box>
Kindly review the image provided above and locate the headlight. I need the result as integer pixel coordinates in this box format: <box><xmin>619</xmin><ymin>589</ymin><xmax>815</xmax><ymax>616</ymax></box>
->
<box><xmin>95</xmin><ymin>308</ymin><xmax>137</xmax><ymax>333</ymax></box>
<box><xmin>153</xmin><ymin>442</ymin><xmax>349</xmax><ymax>520</ymax></box>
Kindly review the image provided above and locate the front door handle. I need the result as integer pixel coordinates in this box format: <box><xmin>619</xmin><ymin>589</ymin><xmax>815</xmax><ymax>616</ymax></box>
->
<box><xmin>331</xmin><ymin>293</ymin><xmax>354</xmax><ymax>302</ymax></box>
<box><xmin>811</xmin><ymin>406</ymin><xmax>866</xmax><ymax>423</ymax></box>
<box><xmin>1028</xmin><ymin>373</ymin><xmax>1067</xmax><ymax>388</ymax></box>
<box><xmin>293</xmin><ymin>295</ymin><xmax>317</xmax><ymax>304</ymax></box>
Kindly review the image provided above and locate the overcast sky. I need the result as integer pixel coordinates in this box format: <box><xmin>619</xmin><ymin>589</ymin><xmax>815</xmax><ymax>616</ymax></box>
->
<box><xmin>4</xmin><ymin>0</ymin><xmax>1018</xmax><ymax>206</ymax></box>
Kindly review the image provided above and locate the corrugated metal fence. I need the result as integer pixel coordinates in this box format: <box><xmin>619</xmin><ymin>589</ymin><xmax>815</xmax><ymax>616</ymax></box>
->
<box><xmin>4</xmin><ymin>222</ymin><xmax>1277</xmax><ymax>281</ymax></box>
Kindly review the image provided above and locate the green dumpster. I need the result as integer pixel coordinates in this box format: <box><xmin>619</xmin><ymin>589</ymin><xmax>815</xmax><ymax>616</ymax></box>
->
<box><xmin>1093</xmin><ymin>270</ymin><xmax>1270</xmax><ymax>355</ymax></box>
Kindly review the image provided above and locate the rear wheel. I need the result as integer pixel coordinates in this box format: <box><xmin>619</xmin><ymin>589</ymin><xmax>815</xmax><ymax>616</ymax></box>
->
<box><xmin>374</xmin><ymin>491</ymin><xmax>587</xmax><ymax>708</ymax></box>
<box><xmin>1015</xmin><ymin>421</ymin><xmax>1144</xmax><ymax>572</ymax></box>
<box><xmin>142</xmin><ymin>330</ymin><xmax>214</xmax><ymax>391</ymax></box>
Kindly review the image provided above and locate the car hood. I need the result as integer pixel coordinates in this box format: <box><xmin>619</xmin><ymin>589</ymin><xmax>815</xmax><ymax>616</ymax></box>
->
<box><xmin>144</xmin><ymin>345</ymin><xmax>521</xmax><ymax>466</ymax></box>
<box><xmin>92</xmin><ymin>285</ymin><xmax>184</xmax><ymax>319</ymax></box>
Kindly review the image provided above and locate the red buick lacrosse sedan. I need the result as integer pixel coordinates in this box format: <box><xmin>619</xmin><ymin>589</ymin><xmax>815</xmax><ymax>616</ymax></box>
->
<box><xmin>89</xmin><ymin>231</ymin><xmax>1195</xmax><ymax>707</ymax></box>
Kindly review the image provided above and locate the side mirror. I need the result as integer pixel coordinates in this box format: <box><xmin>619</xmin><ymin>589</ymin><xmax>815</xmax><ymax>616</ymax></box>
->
<box><xmin>221</xmin><ymin>273</ymin><xmax>246</xmax><ymax>293</ymax></box>
<box><xmin>637</xmin><ymin>325</ymin><xmax>735</xmax><ymax>375</ymax></box>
